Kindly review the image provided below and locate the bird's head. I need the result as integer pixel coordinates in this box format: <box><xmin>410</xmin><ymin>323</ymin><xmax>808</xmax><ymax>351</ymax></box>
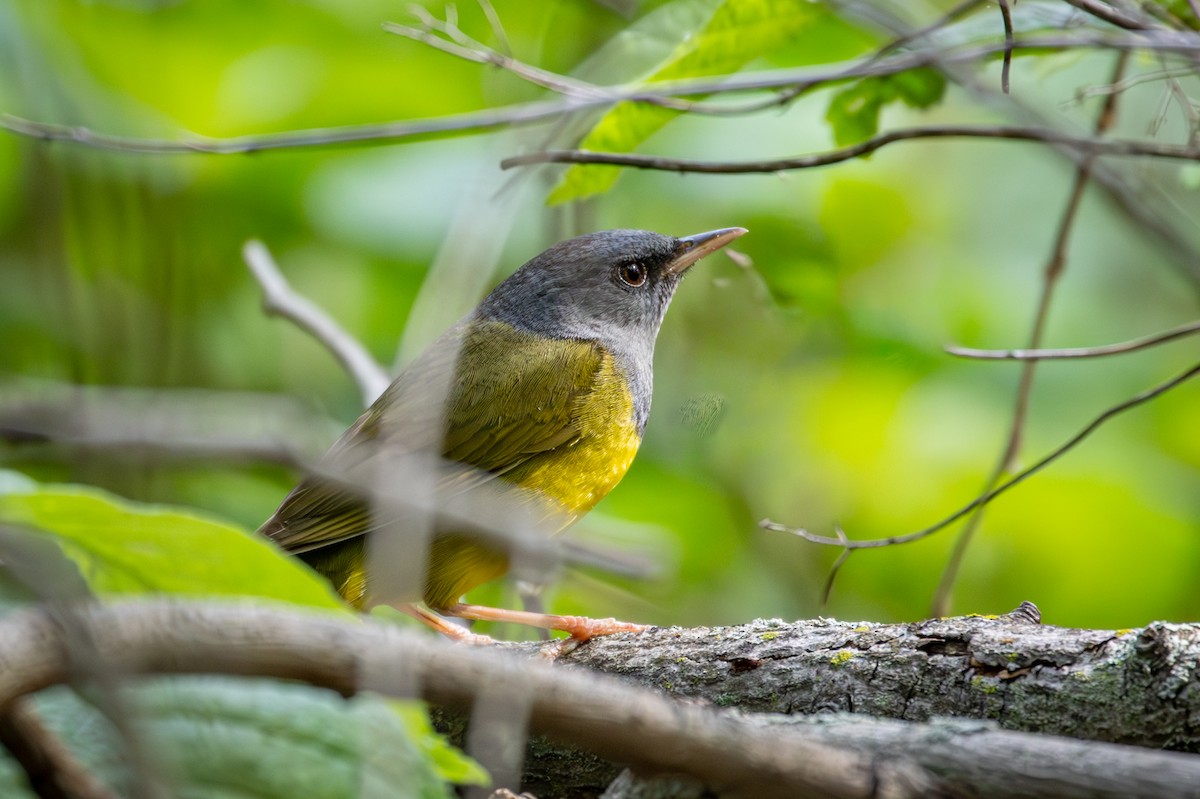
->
<box><xmin>477</xmin><ymin>227</ymin><xmax>747</xmax><ymax>348</ymax></box>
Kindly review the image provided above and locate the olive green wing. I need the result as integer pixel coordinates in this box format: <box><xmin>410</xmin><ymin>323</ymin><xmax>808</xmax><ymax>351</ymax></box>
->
<box><xmin>259</xmin><ymin>320</ymin><xmax>606</xmax><ymax>555</ymax></box>
<box><xmin>436</xmin><ymin>323</ymin><xmax>606</xmax><ymax>476</ymax></box>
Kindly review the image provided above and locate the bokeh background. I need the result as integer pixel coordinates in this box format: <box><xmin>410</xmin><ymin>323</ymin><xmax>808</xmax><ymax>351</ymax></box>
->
<box><xmin>2</xmin><ymin>0</ymin><xmax>1197</xmax><ymax>633</ymax></box>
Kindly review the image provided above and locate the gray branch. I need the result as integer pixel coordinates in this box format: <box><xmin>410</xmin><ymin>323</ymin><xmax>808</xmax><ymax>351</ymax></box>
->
<box><xmin>553</xmin><ymin>613</ymin><xmax>1200</xmax><ymax>748</ymax></box>
<box><xmin>502</xmin><ymin>610</ymin><xmax>1200</xmax><ymax>795</ymax></box>
<box><xmin>2</xmin><ymin>602</ymin><xmax>1199</xmax><ymax>798</ymax></box>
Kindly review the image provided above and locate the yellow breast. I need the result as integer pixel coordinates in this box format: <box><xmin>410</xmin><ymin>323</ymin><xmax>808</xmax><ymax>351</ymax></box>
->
<box><xmin>506</xmin><ymin>353</ymin><xmax>642</xmax><ymax>526</ymax></box>
<box><xmin>422</xmin><ymin>349</ymin><xmax>641</xmax><ymax>609</ymax></box>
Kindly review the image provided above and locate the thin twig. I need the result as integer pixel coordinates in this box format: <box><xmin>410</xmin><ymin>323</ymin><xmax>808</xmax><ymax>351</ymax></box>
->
<box><xmin>0</xmin><ymin>98</ymin><xmax>587</xmax><ymax>154</ymax></box>
<box><xmin>382</xmin><ymin>21</ymin><xmax>604</xmax><ymax>98</ymax></box>
<box><xmin>930</xmin><ymin>50</ymin><xmax>1131</xmax><ymax>617</ymax></box>
<box><xmin>819</xmin><ymin>527</ymin><xmax>852</xmax><ymax>609</ymax></box>
<box><xmin>870</xmin><ymin>0</ymin><xmax>989</xmax><ymax>61</ymax></box>
<box><xmin>1059</xmin><ymin>0</ymin><xmax>1158</xmax><ymax>30</ymax></box>
<box><xmin>999</xmin><ymin>0</ymin><xmax>1014</xmax><ymax>93</ymax></box>
<box><xmin>762</xmin><ymin>359</ymin><xmax>1200</xmax><ymax>551</ymax></box>
<box><xmin>242</xmin><ymin>240</ymin><xmax>390</xmax><ymax>406</ymax></box>
<box><xmin>946</xmin><ymin>319</ymin><xmax>1200</xmax><ymax>360</ymax></box>
<box><xmin>475</xmin><ymin>0</ymin><xmax>512</xmax><ymax>56</ymax></box>
<box><xmin>1069</xmin><ymin>65</ymin><xmax>1197</xmax><ymax>104</ymax></box>
<box><xmin>5</xmin><ymin>32</ymin><xmax>1200</xmax><ymax>155</ymax></box>
<box><xmin>501</xmin><ymin>124</ymin><xmax>1200</xmax><ymax>173</ymax></box>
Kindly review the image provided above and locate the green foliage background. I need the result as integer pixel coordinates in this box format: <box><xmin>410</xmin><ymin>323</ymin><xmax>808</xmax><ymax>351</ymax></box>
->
<box><xmin>2</xmin><ymin>0</ymin><xmax>1199</xmax><ymax>794</ymax></box>
<box><xmin>2</xmin><ymin>0</ymin><xmax>1198</xmax><ymax>644</ymax></box>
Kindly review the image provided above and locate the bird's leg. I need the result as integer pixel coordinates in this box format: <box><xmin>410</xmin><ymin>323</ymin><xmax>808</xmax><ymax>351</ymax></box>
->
<box><xmin>445</xmin><ymin>603</ymin><xmax>648</xmax><ymax>641</ymax></box>
<box><xmin>399</xmin><ymin>603</ymin><xmax>496</xmax><ymax>646</ymax></box>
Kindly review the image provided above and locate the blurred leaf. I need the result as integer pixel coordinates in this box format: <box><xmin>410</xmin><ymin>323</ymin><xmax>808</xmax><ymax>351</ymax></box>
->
<box><xmin>390</xmin><ymin>700</ymin><xmax>490</xmax><ymax>786</ymax></box>
<box><xmin>0</xmin><ymin>480</ymin><xmax>346</xmax><ymax>611</ymax></box>
<box><xmin>548</xmin><ymin>0</ymin><xmax>830</xmax><ymax>204</ymax></box>
<box><xmin>825</xmin><ymin>68</ymin><xmax>946</xmax><ymax>147</ymax></box>
<box><xmin>24</xmin><ymin>677</ymin><xmax>474</xmax><ymax>799</ymax></box>
<box><xmin>0</xmin><ymin>473</ymin><xmax>482</xmax><ymax>798</ymax></box>
<box><xmin>818</xmin><ymin>178</ymin><xmax>913</xmax><ymax>271</ymax></box>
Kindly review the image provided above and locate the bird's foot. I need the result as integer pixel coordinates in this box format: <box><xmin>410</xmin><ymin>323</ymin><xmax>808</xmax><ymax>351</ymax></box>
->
<box><xmin>399</xmin><ymin>603</ymin><xmax>496</xmax><ymax>646</ymax></box>
<box><xmin>446</xmin><ymin>603</ymin><xmax>648</xmax><ymax>643</ymax></box>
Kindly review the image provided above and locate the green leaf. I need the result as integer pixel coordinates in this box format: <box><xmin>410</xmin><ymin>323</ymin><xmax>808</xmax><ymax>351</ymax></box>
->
<box><xmin>390</xmin><ymin>701</ymin><xmax>489</xmax><ymax>786</ymax></box>
<box><xmin>0</xmin><ymin>480</ymin><xmax>346</xmax><ymax>611</ymax></box>
<box><xmin>548</xmin><ymin>0</ymin><xmax>831</xmax><ymax>204</ymax></box>
<box><xmin>825</xmin><ymin>68</ymin><xmax>946</xmax><ymax>147</ymax></box>
<box><xmin>22</xmin><ymin>677</ymin><xmax>472</xmax><ymax>799</ymax></box>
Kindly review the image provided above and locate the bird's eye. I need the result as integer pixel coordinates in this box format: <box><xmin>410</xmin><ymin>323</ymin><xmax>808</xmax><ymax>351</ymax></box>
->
<box><xmin>618</xmin><ymin>262</ymin><xmax>648</xmax><ymax>287</ymax></box>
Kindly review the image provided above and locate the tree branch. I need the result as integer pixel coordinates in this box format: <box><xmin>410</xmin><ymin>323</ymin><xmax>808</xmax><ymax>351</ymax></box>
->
<box><xmin>0</xmin><ymin>602</ymin><xmax>916</xmax><ymax>799</ymax></box>
<box><xmin>947</xmin><ymin>319</ymin><xmax>1200</xmax><ymax>360</ymax></box>
<box><xmin>762</xmin><ymin>359</ymin><xmax>1200</xmax><ymax>550</ymax></box>
<box><xmin>4</xmin><ymin>30</ymin><xmax>1200</xmax><ymax>154</ymax></box>
<box><xmin>500</xmin><ymin>123</ymin><xmax>1200</xmax><ymax>174</ymax></box>
<box><xmin>931</xmin><ymin>50</ymin><xmax>1131</xmax><ymax>617</ymax></box>
<box><xmin>242</xmin><ymin>240</ymin><xmax>390</xmax><ymax>406</ymax></box>
<box><xmin>3</xmin><ymin>603</ymin><xmax>1200</xmax><ymax>798</ymax></box>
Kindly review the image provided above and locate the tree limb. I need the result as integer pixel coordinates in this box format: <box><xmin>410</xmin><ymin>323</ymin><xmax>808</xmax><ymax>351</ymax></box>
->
<box><xmin>500</xmin><ymin>124</ymin><xmax>1200</xmax><ymax>174</ymax></box>
<box><xmin>2</xmin><ymin>603</ymin><xmax>1200</xmax><ymax>798</ymax></box>
<box><xmin>242</xmin><ymin>240</ymin><xmax>390</xmax><ymax>406</ymax></box>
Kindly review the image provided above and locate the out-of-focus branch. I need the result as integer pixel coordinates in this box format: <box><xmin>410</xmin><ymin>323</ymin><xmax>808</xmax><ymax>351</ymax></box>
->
<box><xmin>1059</xmin><ymin>0</ymin><xmax>1158</xmax><ymax>30</ymax></box>
<box><xmin>762</xmin><ymin>359</ymin><xmax>1200</xmax><ymax>551</ymax></box>
<box><xmin>243</xmin><ymin>240</ymin><xmax>390</xmax><ymax>406</ymax></box>
<box><xmin>4</xmin><ymin>29</ymin><xmax>1200</xmax><ymax>154</ymax></box>
<box><xmin>382</xmin><ymin>18</ymin><xmax>604</xmax><ymax>99</ymax></box>
<box><xmin>947</xmin><ymin>319</ymin><xmax>1200</xmax><ymax>360</ymax></box>
<box><xmin>0</xmin><ymin>702</ymin><xmax>118</xmax><ymax>799</ymax></box>
<box><xmin>0</xmin><ymin>602</ymin><xmax>917</xmax><ymax>799</ymax></box>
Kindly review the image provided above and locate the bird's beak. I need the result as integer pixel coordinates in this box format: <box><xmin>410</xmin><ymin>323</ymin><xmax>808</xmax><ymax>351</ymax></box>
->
<box><xmin>666</xmin><ymin>227</ymin><xmax>748</xmax><ymax>275</ymax></box>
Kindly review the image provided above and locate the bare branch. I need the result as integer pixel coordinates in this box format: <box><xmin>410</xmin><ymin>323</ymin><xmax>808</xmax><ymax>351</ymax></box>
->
<box><xmin>1069</xmin><ymin>65</ymin><xmax>1198</xmax><ymax>104</ymax></box>
<box><xmin>5</xmin><ymin>31</ymin><xmax>1200</xmax><ymax>155</ymax></box>
<box><xmin>242</xmin><ymin>240</ymin><xmax>390</xmax><ymax>406</ymax></box>
<box><xmin>0</xmin><ymin>602</ymin><xmax>917</xmax><ymax>799</ymax></box>
<box><xmin>0</xmin><ymin>701</ymin><xmax>118</xmax><ymax>799</ymax></box>
<box><xmin>0</xmin><ymin>99</ymin><xmax>586</xmax><ymax>154</ymax></box>
<box><xmin>762</xmin><ymin>360</ymin><xmax>1200</xmax><ymax>550</ymax></box>
<box><xmin>998</xmin><ymin>0</ymin><xmax>1014</xmax><ymax>93</ymax></box>
<box><xmin>931</xmin><ymin>51</ymin><xmax>1130</xmax><ymax>616</ymax></box>
<box><xmin>381</xmin><ymin>21</ymin><xmax>604</xmax><ymax>99</ymax></box>
<box><xmin>869</xmin><ymin>0</ymin><xmax>989</xmax><ymax>61</ymax></box>
<box><xmin>947</xmin><ymin>319</ymin><xmax>1200</xmax><ymax>360</ymax></box>
<box><xmin>501</xmin><ymin>124</ymin><xmax>1200</xmax><ymax>174</ymax></box>
<box><xmin>1059</xmin><ymin>0</ymin><xmax>1159</xmax><ymax>31</ymax></box>
<box><xmin>4</xmin><ymin>603</ymin><xmax>1200</xmax><ymax>798</ymax></box>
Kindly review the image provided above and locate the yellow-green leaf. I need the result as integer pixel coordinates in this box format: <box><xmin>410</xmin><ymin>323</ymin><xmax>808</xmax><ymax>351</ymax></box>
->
<box><xmin>825</xmin><ymin>68</ymin><xmax>946</xmax><ymax>147</ymax></box>
<box><xmin>548</xmin><ymin>0</ymin><xmax>828</xmax><ymax>204</ymax></box>
<box><xmin>391</xmin><ymin>701</ymin><xmax>490</xmax><ymax>787</ymax></box>
<box><xmin>0</xmin><ymin>481</ymin><xmax>346</xmax><ymax>611</ymax></box>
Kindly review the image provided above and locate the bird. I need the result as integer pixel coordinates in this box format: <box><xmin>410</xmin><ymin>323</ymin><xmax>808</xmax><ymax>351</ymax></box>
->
<box><xmin>259</xmin><ymin>226</ymin><xmax>746</xmax><ymax>643</ymax></box>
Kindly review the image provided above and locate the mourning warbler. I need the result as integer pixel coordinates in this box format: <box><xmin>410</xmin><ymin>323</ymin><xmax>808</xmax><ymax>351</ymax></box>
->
<box><xmin>260</xmin><ymin>227</ymin><xmax>746</xmax><ymax>641</ymax></box>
